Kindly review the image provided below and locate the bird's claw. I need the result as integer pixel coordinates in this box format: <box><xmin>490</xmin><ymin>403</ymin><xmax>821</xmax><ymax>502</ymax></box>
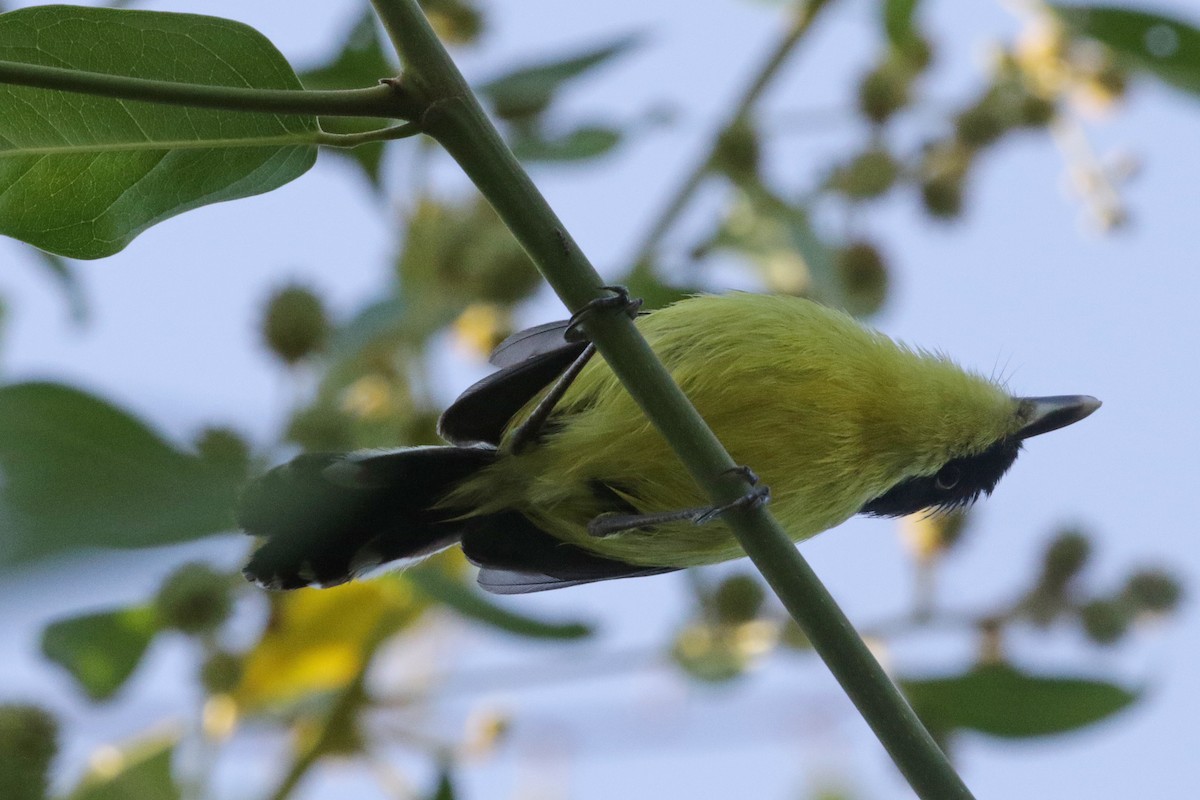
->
<box><xmin>692</xmin><ymin>466</ymin><xmax>771</xmax><ymax>525</ymax></box>
<box><xmin>565</xmin><ymin>285</ymin><xmax>643</xmax><ymax>342</ymax></box>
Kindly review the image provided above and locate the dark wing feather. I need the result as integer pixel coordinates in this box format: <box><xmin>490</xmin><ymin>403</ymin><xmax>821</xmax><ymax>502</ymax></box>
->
<box><xmin>489</xmin><ymin>319</ymin><xmax>574</xmax><ymax>366</ymax></box>
<box><xmin>475</xmin><ymin>568</ymin><xmax>633</xmax><ymax>594</ymax></box>
<box><xmin>438</xmin><ymin>339</ymin><xmax>587</xmax><ymax>446</ymax></box>
<box><xmin>240</xmin><ymin>447</ymin><xmax>494</xmax><ymax>589</ymax></box>
<box><xmin>461</xmin><ymin>511</ymin><xmax>677</xmax><ymax>594</ymax></box>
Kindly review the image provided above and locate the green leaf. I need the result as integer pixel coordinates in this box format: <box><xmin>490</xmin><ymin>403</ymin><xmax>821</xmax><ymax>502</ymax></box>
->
<box><xmin>901</xmin><ymin>663</ymin><xmax>1138</xmax><ymax>739</ymax></box>
<box><xmin>480</xmin><ymin>34</ymin><xmax>640</xmax><ymax>120</ymax></box>
<box><xmin>0</xmin><ymin>382</ymin><xmax>247</xmax><ymax>565</ymax></box>
<box><xmin>68</xmin><ymin>736</ymin><xmax>179</xmax><ymax>800</ymax></box>
<box><xmin>406</xmin><ymin>566</ymin><xmax>593</xmax><ymax>640</ymax></box>
<box><xmin>0</xmin><ymin>5</ymin><xmax>317</xmax><ymax>259</ymax></box>
<box><xmin>300</xmin><ymin>8</ymin><xmax>398</xmax><ymax>187</ymax></box>
<box><xmin>1053</xmin><ymin>4</ymin><xmax>1200</xmax><ymax>96</ymax></box>
<box><xmin>509</xmin><ymin>123</ymin><xmax>623</xmax><ymax>162</ymax></box>
<box><xmin>41</xmin><ymin>605</ymin><xmax>159</xmax><ymax>701</ymax></box>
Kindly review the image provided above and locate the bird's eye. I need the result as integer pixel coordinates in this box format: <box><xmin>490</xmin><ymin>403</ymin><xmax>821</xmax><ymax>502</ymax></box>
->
<box><xmin>935</xmin><ymin>465</ymin><xmax>961</xmax><ymax>490</ymax></box>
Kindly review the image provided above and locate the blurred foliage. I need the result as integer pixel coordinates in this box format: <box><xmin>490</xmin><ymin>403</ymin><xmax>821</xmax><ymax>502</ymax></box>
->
<box><xmin>0</xmin><ymin>383</ymin><xmax>248</xmax><ymax>565</ymax></box>
<box><xmin>480</xmin><ymin>34</ymin><xmax>640</xmax><ymax>120</ymax></box>
<box><xmin>1053</xmin><ymin>4</ymin><xmax>1200</xmax><ymax>97</ymax></box>
<box><xmin>236</xmin><ymin>574</ymin><xmax>428</xmax><ymax>709</ymax></box>
<box><xmin>0</xmin><ymin>0</ymin><xmax>1195</xmax><ymax>798</ymax></box>
<box><xmin>262</xmin><ymin>284</ymin><xmax>331</xmax><ymax>365</ymax></box>
<box><xmin>478</xmin><ymin>34</ymin><xmax>639</xmax><ymax>163</ymax></box>
<box><xmin>0</xmin><ymin>704</ymin><xmax>59</xmax><ymax>800</ymax></box>
<box><xmin>901</xmin><ymin>664</ymin><xmax>1137</xmax><ymax>743</ymax></box>
<box><xmin>41</xmin><ymin>606</ymin><xmax>159</xmax><ymax>702</ymax></box>
<box><xmin>66</xmin><ymin>736</ymin><xmax>180</xmax><ymax>800</ymax></box>
<box><xmin>300</xmin><ymin>8</ymin><xmax>399</xmax><ymax>188</ymax></box>
<box><xmin>405</xmin><ymin>564</ymin><xmax>595</xmax><ymax>639</ymax></box>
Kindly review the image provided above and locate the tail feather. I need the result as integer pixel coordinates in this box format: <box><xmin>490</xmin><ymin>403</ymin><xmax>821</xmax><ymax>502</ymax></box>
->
<box><xmin>239</xmin><ymin>446</ymin><xmax>494</xmax><ymax>589</ymax></box>
<box><xmin>460</xmin><ymin>511</ymin><xmax>678</xmax><ymax>594</ymax></box>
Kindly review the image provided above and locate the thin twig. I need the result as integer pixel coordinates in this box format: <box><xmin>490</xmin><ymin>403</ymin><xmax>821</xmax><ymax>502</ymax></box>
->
<box><xmin>624</xmin><ymin>0</ymin><xmax>835</xmax><ymax>271</ymax></box>
<box><xmin>319</xmin><ymin>123</ymin><xmax>422</xmax><ymax>148</ymax></box>
<box><xmin>0</xmin><ymin>58</ymin><xmax>415</xmax><ymax>118</ymax></box>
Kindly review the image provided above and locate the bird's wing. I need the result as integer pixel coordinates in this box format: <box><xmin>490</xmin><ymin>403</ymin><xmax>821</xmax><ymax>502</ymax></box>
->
<box><xmin>488</xmin><ymin>319</ymin><xmax>574</xmax><ymax>366</ymax></box>
<box><xmin>461</xmin><ymin>511</ymin><xmax>677</xmax><ymax>594</ymax></box>
<box><xmin>437</xmin><ymin>322</ymin><xmax>587</xmax><ymax>446</ymax></box>
<box><xmin>475</xmin><ymin>568</ymin><xmax>675</xmax><ymax>594</ymax></box>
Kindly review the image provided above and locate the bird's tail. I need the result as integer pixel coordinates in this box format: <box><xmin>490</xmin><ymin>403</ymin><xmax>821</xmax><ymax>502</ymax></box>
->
<box><xmin>239</xmin><ymin>446</ymin><xmax>495</xmax><ymax>590</ymax></box>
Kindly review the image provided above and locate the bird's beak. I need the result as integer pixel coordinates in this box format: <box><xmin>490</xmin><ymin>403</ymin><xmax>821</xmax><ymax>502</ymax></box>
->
<box><xmin>1016</xmin><ymin>395</ymin><xmax>1102</xmax><ymax>440</ymax></box>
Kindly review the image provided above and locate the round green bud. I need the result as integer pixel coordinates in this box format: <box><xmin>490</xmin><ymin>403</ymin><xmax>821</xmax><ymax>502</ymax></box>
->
<box><xmin>1122</xmin><ymin>569</ymin><xmax>1182</xmax><ymax>614</ymax></box>
<box><xmin>830</xmin><ymin>148</ymin><xmax>900</xmax><ymax>200</ymax></box>
<box><xmin>262</xmin><ymin>285</ymin><xmax>329</xmax><ymax>365</ymax></box>
<box><xmin>920</xmin><ymin>173</ymin><xmax>965</xmax><ymax>220</ymax></box>
<box><xmin>1040</xmin><ymin>529</ymin><xmax>1091</xmax><ymax>592</ymax></box>
<box><xmin>896</xmin><ymin>35</ymin><xmax>935</xmax><ymax>73</ymax></box>
<box><xmin>200</xmin><ymin>651</ymin><xmax>244</xmax><ymax>695</ymax></box>
<box><xmin>1022</xmin><ymin>586</ymin><xmax>1066</xmax><ymax>628</ymax></box>
<box><xmin>1080</xmin><ymin>598</ymin><xmax>1130</xmax><ymax>645</ymax></box>
<box><xmin>955</xmin><ymin>105</ymin><xmax>1008</xmax><ymax>148</ymax></box>
<box><xmin>835</xmin><ymin>240</ymin><xmax>889</xmax><ymax>317</ymax></box>
<box><xmin>0</xmin><ymin>704</ymin><xmax>59</xmax><ymax>800</ymax></box>
<box><xmin>711</xmin><ymin>574</ymin><xmax>766</xmax><ymax>625</ymax></box>
<box><xmin>670</xmin><ymin>622</ymin><xmax>746</xmax><ymax>683</ymax></box>
<box><xmin>426</xmin><ymin>3</ymin><xmax>484</xmax><ymax>45</ymax></box>
<box><xmin>451</xmin><ymin>204</ymin><xmax>542</xmax><ymax>304</ymax></box>
<box><xmin>461</xmin><ymin>249</ymin><xmax>540</xmax><ymax>305</ymax></box>
<box><xmin>857</xmin><ymin>64</ymin><xmax>910</xmax><ymax>124</ymax></box>
<box><xmin>155</xmin><ymin>563</ymin><xmax>233</xmax><ymax>635</ymax></box>
<box><xmin>711</xmin><ymin>122</ymin><xmax>761</xmax><ymax>184</ymax></box>
<box><xmin>1017</xmin><ymin>94</ymin><xmax>1057</xmax><ymax>128</ymax></box>
<box><xmin>779</xmin><ymin>618</ymin><xmax>812</xmax><ymax>650</ymax></box>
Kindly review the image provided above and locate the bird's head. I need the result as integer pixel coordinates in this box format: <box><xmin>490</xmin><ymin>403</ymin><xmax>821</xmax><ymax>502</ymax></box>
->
<box><xmin>859</xmin><ymin>394</ymin><xmax>1101</xmax><ymax>517</ymax></box>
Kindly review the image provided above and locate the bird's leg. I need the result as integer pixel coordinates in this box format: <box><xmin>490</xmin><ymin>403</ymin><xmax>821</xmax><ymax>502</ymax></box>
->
<box><xmin>692</xmin><ymin>466</ymin><xmax>772</xmax><ymax>523</ymax></box>
<box><xmin>587</xmin><ymin>466</ymin><xmax>771</xmax><ymax>537</ymax></box>
<box><xmin>509</xmin><ymin>342</ymin><xmax>596</xmax><ymax>454</ymax></box>
<box><xmin>563</xmin><ymin>284</ymin><xmax>643</xmax><ymax>342</ymax></box>
<box><xmin>509</xmin><ymin>286</ymin><xmax>642</xmax><ymax>454</ymax></box>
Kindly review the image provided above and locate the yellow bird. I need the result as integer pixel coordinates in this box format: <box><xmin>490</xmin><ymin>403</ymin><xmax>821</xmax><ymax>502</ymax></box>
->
<box><xmin>240</xmin><ymin>293</ymin><xmax>1099</xmax><ymax>593</ymax></box>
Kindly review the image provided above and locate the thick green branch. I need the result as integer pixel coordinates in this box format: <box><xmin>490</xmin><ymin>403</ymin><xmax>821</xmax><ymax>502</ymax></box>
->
<box><xmin>370</xmin><ymin>1</ymin><xmax>974</xmax><ymax>798</ymax></box>
<box><xmin>0</xmin><ymin>59</ymin><xmax>415</xmax><ymax>118</ymax></box>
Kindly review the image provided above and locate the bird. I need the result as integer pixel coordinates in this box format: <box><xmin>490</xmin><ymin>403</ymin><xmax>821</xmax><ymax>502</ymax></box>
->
<box><xmin>239</xmin><ymin>292</ymin><xmax>1100</xmax><ymax>594</ymax></box>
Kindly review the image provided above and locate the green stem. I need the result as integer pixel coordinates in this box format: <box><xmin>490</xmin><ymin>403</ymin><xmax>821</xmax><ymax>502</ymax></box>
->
<box><xmin>318</xmin><ymin>123</ymin><xmax>422</xmax><ymax>148</ymax></box>
<box><xmin>0</xmin><ymin>58</ymin><xmax>416</xmax><ymax>118</ymax></box>
<box><xmin>12</xmin><ymin>133</ymin><xmax>322</xmax><ymax>156</ymax></box>
<box><xmin>371</xmin><ymin>1</ymin><xmax>974</xmax><ymax>798</ymax></box>
<box><xmin>266</xmin><ymin>671</ymin><xmax>367</xmax><ymax>800</ymax></box>
<box><xmin>625</xmin><ymin>0</ymin><xmax>833</xmax><ymax>271</ymax></box>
